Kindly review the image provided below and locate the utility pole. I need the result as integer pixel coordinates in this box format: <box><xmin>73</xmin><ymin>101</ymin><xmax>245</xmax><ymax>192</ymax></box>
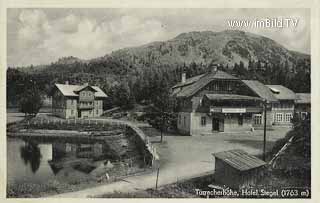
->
<box><xmin>160</xmin><ymin>111</ymin><xmax>164</xmax><ymax>143</ymax></box>
<box><xmin>263</xmin><ymin>100</ymin><xmax>267</xmax><ymax>161</ymax></box>
<box><xmin>155</xmin><ymin>167</ymin><xmax>160</xmax><ymax>190</ymax></box>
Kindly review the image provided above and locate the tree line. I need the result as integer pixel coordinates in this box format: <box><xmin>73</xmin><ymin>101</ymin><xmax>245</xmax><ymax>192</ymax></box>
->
<box><xmin>7</xmin><ymin>57</ymin><xmax>310</xmax><ymax>116</ymax></box>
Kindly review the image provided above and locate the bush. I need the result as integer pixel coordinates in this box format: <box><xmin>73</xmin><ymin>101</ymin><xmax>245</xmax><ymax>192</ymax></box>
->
<box><xmin>18</xmin><ymin>88</ymin><xmax>43</xmax><ymax>116</ymax></box>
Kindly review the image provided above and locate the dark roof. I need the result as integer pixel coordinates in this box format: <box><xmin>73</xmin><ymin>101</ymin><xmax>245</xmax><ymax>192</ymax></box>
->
<box><xmin>176</xmin><ymin>71</ymin><xmax>238</xmax><ymax>98</ymax></box>
<box><xmin>204</xmin><ymin>94</ymin><xmax>263</xmax><ymax>101</ymax></box>
<box><xmin>266</xmin><ymin>85</ymin><xmax>296</xmax><ymax>100</ymax></box>
<box><xmin>296</xmin><ymin>93</ymin><xmax>311</xmax><ymax>104</ymax></box>
<box><xmin>242</xmin><ymin>80</ymin><xmax>278</xmax><ymax>102</ymax></box>
<box><xmin>172</xmin><ymin>74</ymin><xmax>205</xmax><ymax>89</ymax></box>
<box><xmin>213</xmin><ymin>149</ymin><xmax>266</xmax><ymax>171</ymax></box>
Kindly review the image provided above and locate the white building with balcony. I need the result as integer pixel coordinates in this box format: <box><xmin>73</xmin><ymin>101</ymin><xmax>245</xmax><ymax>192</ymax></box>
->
<box><xmin>51</xmin><ymin>82</ymin><xmax>108</xmax><ymax>119</ymax></box>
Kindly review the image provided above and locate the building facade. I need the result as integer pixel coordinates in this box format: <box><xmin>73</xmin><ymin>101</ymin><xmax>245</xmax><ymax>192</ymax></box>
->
<box><xmin>295</xmin><ymin>93</ymin><xmax>311</xmax><ymax>120</ymax></box>
<box><xmin>172</xmin><ymin>69</ymin><xmax>279</xmax><ymax>135</ymax></box>
<box><xmin>266</xmin><ymin>85</ymin><xmax>296</xmax><ymax>125</ymax></box>
<box><xmin>171</xmin><ymin>68</ymin><xmax>306</xmax><ymax>135</ymax></box>
<box><xmin>51</xmin><ymin>82</ymin><xmax>108</xmax><ymax>119</ymax></box>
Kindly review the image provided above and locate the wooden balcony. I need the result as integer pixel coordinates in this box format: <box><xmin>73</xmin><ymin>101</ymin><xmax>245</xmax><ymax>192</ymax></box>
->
<box><xmin>78</xmin><ymin>103</ymin><xmax>94</xmax><ymax>109</ymax></box>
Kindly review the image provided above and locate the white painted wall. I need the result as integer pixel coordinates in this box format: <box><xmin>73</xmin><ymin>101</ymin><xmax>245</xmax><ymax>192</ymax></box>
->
<box><xmin>190</xmin><ymin>112</ymin><xmax>213</xmax><ymax>135</ymax></box>
<box><xmin>177</xmin><ymin>112</ymin><xmax>191</xmax><ymax>135</ymax></box>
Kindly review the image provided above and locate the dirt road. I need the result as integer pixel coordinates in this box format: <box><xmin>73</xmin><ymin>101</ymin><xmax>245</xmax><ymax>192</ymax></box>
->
<box><xmin>50</xmin><ymin>124</ymin><xmax>289</xmax><ymax>198</ymax></box>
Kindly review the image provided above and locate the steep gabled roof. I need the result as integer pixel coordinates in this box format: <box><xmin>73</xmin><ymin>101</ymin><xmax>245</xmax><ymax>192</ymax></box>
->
<box><xmin>55</xmin><ymin>84</ymin><xmax>108</xmax><ymax>98</ymax></box>
<box><xmin>74</xmin><ymin>84</ymin><xmax>98</xmax><ymax>93</ymax></box>
<box><xmin>91</xmin><ymin>86</ymin><xmax>109</xmax><ymax>98</ymax></box>
<box><xmin>242</xmin><ymin>80</ymin><xmax>278</xmax><ymax>102</ymax></box>
<box><xmin>175</xmin><ymin>71</ymin><xmax>238</xmax><ymax>98</ymax></box>
<box><xmin>296</xmin><ymin>93</ymin><xmax>311</xmax><ymax>104</ymax></box>
<box><xmin>55</xmin><ymin>84</ymin><xmax>79</xmax><ymax>97</ymax></box>
<box><xmin>172</xmin><ymin>74</ymin><xmax>205</xmax><ymax>89</ymax></box>
<box><xmin>266</xmin><ymin>85</ymin><xmax>296</xmax><ymax>100</ymax></box>
<box><xmin>213</xmin><ymin>149</ymin><xmax>266</xmax><ymax>171</ymax></box>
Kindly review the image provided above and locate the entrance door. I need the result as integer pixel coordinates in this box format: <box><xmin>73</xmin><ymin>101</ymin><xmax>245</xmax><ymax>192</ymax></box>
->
<box><xmin>219</xmin><ymin>118</ymin><xmax>224</xmax><ymax>132</ymax></box>
<box><xmin>78</xmin><ymin>110</ymin><xmax>81</xmax><ymax>118</ymax></box>
<box><xmin>212</xmin><ymin>118</ymin><xmax>220</xmax><ymax>131</ymax></box>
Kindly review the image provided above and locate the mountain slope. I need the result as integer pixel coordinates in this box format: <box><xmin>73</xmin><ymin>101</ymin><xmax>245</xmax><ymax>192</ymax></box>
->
<box><xmin>107</xmin><ymin>30</ymin><xmax>309</xmax><ymax>69</ymax></box>
<box><xmin>19</xmin><ymin>30</ymin><xmax>310</xmax><ymax>76</ymax></box>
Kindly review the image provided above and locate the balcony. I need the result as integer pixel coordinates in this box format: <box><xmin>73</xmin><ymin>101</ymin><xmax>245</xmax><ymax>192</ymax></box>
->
<box><xmin>78</xmin><ymin>103</ymin><xmax>94</xmax><ymax>110</ymax></box>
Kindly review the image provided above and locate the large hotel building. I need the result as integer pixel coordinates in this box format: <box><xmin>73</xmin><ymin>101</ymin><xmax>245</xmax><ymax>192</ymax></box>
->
<box><xmin>171</xmin><ymin>68</ymin><xmax>310</xmax><ymax>135</ymax></box>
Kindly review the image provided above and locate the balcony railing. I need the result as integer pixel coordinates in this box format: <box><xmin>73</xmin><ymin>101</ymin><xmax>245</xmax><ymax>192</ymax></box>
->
<box><xmin>78</xmin><ymin>103</ymin><xmax>94</xmax><ymax>109</ymax></box>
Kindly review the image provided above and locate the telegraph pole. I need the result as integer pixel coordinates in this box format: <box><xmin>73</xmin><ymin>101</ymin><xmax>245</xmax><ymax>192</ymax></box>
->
<box><xmin>263</xmin><ymin>100</ymin><xmax>267</xmax><ymax>161</ymax></box>
<box><xmin>155</xmin><ymin>167</ymin><xmax>160</xmax><ymax>190</ymax></box>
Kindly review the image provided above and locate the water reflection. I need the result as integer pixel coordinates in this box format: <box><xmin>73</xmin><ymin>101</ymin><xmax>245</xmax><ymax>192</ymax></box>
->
<box><xmin>49</xmin><ymin>142</ymin><xmax>106</xmax><ymax>174</ymax></box>
<box><xmin>8</xmin><ymin>138</ymin><xmax>117</xmax><ymax>185</ymax></box>
<box><xmin>20</xmin><ymin>142</ymin><xmax>42</xmax><ymax>173</ymax></box>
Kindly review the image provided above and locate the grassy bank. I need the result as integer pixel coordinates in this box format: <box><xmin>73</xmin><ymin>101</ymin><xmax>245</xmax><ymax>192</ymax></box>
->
<box><xmin>8</xmin><ymin>162</ymin><xmax>151</xmax><ymax>198</ymax></box>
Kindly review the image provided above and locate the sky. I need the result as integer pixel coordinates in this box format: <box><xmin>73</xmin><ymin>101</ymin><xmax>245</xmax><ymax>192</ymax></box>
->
<box><xmin>7</xmin><ymin>8</ymin><xmax>310</xmax><ymax>67</ymax></box>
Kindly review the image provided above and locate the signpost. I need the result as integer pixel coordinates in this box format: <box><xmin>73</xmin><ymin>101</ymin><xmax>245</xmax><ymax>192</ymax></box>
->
<box><xmin>210</xmin><ymin>107</ymin><xmax>246</xmax><ymax>113</ymax></box>
<box><xmin>222</xmin><ymin>108</ymin><xmax>246</xmax><ymax>113</ymax></box>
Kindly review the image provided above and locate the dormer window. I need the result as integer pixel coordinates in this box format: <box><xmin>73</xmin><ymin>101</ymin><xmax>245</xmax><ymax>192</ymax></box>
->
<box><xmin>269</xmin><ymin>87</ymin><xmax>280</xmax><ymax>94</ymax></box>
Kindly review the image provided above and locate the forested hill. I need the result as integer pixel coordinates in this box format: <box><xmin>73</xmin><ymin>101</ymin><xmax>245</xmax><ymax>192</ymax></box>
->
<box><xmin>109</xmin><ymin>30</ymin><xmax>309</xmax><ymax>69</ymax></box>
<box><xmin>19</xmin><ymin>30</ymin><xmax>309</xmax><ymax>74</ymax></box>
<box><xmin>7</xmin><ymin>30</ymin><xmax>310</xmax><ymax>108</ymax></box>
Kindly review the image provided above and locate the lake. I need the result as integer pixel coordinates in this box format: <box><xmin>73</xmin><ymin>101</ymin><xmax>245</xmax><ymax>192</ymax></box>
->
<box><xmin>7</xmin><ymin>138</ymin><xmax>109</xmax><ymax>187</ymax></box>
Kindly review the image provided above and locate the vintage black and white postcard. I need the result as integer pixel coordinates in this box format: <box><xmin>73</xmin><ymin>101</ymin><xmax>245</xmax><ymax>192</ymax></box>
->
<box><xmin>1</xmin><ymin>0</ymin><xmax>319</xmax><ymax>201</ymax></box>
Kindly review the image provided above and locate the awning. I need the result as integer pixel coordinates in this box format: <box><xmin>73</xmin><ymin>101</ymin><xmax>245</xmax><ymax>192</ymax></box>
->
<box><xmin>205</xmin><ymin>94</ymin><xmax>263</xmax><ymax>101</ymax></box>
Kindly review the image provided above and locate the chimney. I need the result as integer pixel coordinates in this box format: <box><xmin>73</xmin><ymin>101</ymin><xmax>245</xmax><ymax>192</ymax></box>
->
<box><xmin>84</xmin><ymin>82</ymin><xmax>89</xmax><ymax>86</ymax></box>
<box><xmin>65</xmin><ymin>81</ymin><xmax>69</xmax><ymax>85</ymax></box>
<box><xmin>181</xmin><ymin>73</ymin><xmax>186</xmax><ymax>83</ymax></box>
<box><xmin>211</xmin><ymin>64</ymin><xmax>218</xmax><ymax>72</ymax></box>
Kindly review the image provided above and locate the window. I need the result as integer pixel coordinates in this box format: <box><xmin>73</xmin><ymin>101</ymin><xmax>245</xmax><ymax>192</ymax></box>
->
<box><xmin>178</xmin><ymin>115</ymin><xmax>181</xmax><ymax>124</ymax></box>
<box><xmin>275</xmin><ymin>113</ymin><xmax>283</xmax><ymax>122</ymax></box>
<box><xmin>71</xmin><ymin>110</ymin><xmax>74</xmax><ymax>115</ymax></box>
<box><xmin>201</xmin><ymin>117</ymin><xmax>206</xmax><ymax>126</ymax></box>
<box><xmin>285</xmin><ymin>113</ymin><xmax>292</xmax><ymax>123</ymax></box>
<box><xmin>71</xmin><ymin>100</ymin><xmax>73</xmax><ymax>105</ymax></box>
<box><xmin>254</xmin><ymin>114</ymin><xmax>262</xmax><ymax>125</ymax></box>
<box><xmin>96</xmin><ymin>109</ymin><xmax>99</xmax><ymax>115</ymax></box>
<box><xmin>238</xmin><ymin>115</ymin><xmax>243</xmax><ymax>126</ymax></box>
<box><xmin>301</xmin><ymin>112</ymin><xmax>308</xmax><ymax>120</ymax></box>
<box><xmin>183</xmin><ymin>116</ymin><xmax>186</xmax><ymax>126</ymax></box>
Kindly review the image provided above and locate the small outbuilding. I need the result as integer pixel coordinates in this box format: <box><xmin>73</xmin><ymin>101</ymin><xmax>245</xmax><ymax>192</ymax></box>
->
<box><xmin>213</xmin><ymin>149</ymin><xmax>266</xmax><ymax>189</ymax></box>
